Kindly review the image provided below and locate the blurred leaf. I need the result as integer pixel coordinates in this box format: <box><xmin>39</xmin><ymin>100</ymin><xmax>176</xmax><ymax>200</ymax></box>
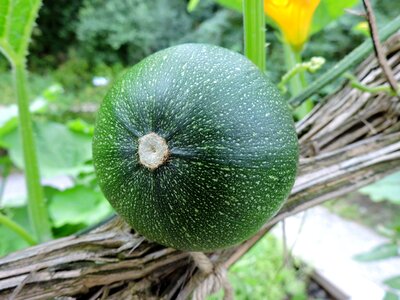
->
<box><xmin>0</xmin><ymin>99</ymin><xmax>47</xmax><ymax>145</ymax></box>
<box><xmin>52</xmin><ymin>223</ymin><xmax>87</xmax><ymax>238</ymax></box>
<box><xmin>0</xmin><ymin>225</ymin><xmax>30</xmax><ymax>257</ymax></box>
<box><xmin>0</xmin><ymin>155</ymin><xmax>12</xmax><ymax>179</ymax></box>
<box><xmin>0</xmin><ymin>206</ymin><xmax>32</xmax><ymax>257</ymax></box>
<box><xmin>215</xmin><ymin>0</ymin><xmax>242</xmax><ymax>12</ymax></box>
<box><xmin>311</xmin><ymin>0</ymin><xmax>359</xmax><ymax>34</ymax></box>
<box><xmin>6</xmin><ymin>206</ymin><xmax>32</xmax><ymax>230</ymax></box>
<box><xmin>75</xmin><ymin>166</ymin><xmax>97</xmax><ymax>187</ymax></box>
<box><xmin>0</xmin><ymin>105</ymin><xmax>18</xmax><ymax>136</ymax></box>
<box><xmin>187</xmin><ymin>0</ymin><xmax>201</xmax><ymax>12</ymax></box>
<box><xmin>0</xmin><ymin>83</ymin><xmax>62</xmax><ymax>146</ymax></box>
<box><xmin>353</xmin><ymin>21</ymin><xmax>370</xmax><ymax>37</ymax></box>
<box><xmin>67</xmin><ymin>119</ymin><xmax>94</xmax><ymax>136</ymax></box>
<box><xmin>384</xmin><ymin>292</ymin><xmax>400</xmax><ymax>300</ymax></box>
<box><xmin>226</xmin><ymin>235</ymin><xmax>307</xmax><ymax>299</ymax></box>
<box><xmin>359</xmin><ymin>172</ymin><xmax>400</xmax><ymax>204</ymax></box>
<box><xmin>40</xmin><ymin>83</ymin><xmax>64</xmax><ymax>102</ymax></box>
<box><xmin>0</xmin><ymin>0</ymin><xmax>41</xmax><ymax>63</ymax></box>
<box><xmin>384</xmin><ymin>276</ymin><xmax>400</xmax><ymax>290</ymax></box>
<box><xmin>2</xmin><ymin>121</ymin><xmax>92</xmax><ymax>178</ymax></box>
<box><xmin>354</xmin><ymin>243</ymin><xmax>399</xmax><ymax>262</ymax></box>
<box><xmin>376</xmin><ymin>224</ymin><xmax>400</xmax><ymax>240</ymax></box>
<box><xmin>47</xmin><ymin>185</ymin><xmax>113</xmax><ymax>228</ymax></box>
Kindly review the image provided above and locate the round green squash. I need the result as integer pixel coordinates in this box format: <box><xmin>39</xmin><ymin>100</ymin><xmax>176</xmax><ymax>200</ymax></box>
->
<box><xmin>93</xmin><ymin>43</ymin><xmax>298</xmax><ymax>251</ymax></box>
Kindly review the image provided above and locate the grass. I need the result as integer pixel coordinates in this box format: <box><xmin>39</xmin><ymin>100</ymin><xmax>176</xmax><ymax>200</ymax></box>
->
<box><xmin>209</xmin><ymin>235</ymin><xmax>308</xmax><ymax>300</ymax></box>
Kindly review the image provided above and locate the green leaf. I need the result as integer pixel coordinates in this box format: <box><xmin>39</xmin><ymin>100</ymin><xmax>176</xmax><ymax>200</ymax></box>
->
<box><xmin>2</xmin><ymin>121</ymin><xmax>92</xmax><ymax>178</ymax></box>
<box><xmin>67</xmin><ymin>119</ymin><xmax>94</xmax><ymax>136</ymax></box>
<box><xmin>354</xmin><ymin>243</ymin><xmax>399</xmax><ymax>262</ymax></box>
<box><xmin>187</xmin><ymin>0</ymin><xmax>200</xmax><ymax>12</ymax></box>
<box><xmin>359</xmin><ymin>172</ymin><xmax>400</xmax><ymax>204</ymax></box>
<box><xmin>40</xmin><ymin>83</ymin><xmax>64</xmax><ymax>102</ymax></box>
<box><xmin>0</xmin><ymin>225</ymin><xmax>30</xmax><ymax>257</ymax></box>
<box><xmin>228</xmin><ymin>235</ymin><xmax>307</xmax><ymax>299</ymax></box>
<box><xmin>311</xmin><ymin>0</ymin><xmax>359</xmax><ymax>34</ymax></box>
<box><xmin>384</xmin><ymin>292</ymin><xmax>400</xmax><ymax>300</ymax></box>
<box><xmin>0</xmin><ymin>115</ymin><xmax>18</xmax><ymax>147</ymax></box>
<box><xmin>215</xmin><ymin>0</ymin><xmax>242</xmax><ymax>12</ymax></box>
<box><xmin>0</xmin><ymin>83</ymin><xmax>63</xmax><ymax>146</ymax></box>
<box><xmin>0</xmin><ymin>206</ymin><xmax>32</xmax><ymax>257</ymax></box>
<box><xmin>0</xmin><ymin>0</ymin><xmax>42</xmax><ymax>63</ymax></box>
<box><xmin>47</xmin><ymin>185</ymin><xmax>113</xmax><ymax>228</ymax></box>
<box><xmin>384</xmin><ymin>276</ymin><xmax>400</xmax><ymax>291</ymax></box>
<box><xmin>353</xmin><ymin>21</ymin><xmax>370</xmax><ymax>37</ymax></box>
<box><xmin>0</xmin><ymin>99</ymin><xmax>48</xmax><ymax>145</ymax></box>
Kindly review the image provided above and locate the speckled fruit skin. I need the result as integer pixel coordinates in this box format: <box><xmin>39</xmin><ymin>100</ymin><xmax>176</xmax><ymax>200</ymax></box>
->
<box><xmin>93</xmin><ymin>43</ymin><xmax>299</xmax><ymax>251</ymax></box>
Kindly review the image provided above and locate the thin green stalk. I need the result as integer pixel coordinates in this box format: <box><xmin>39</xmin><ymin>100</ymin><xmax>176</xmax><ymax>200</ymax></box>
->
<box><xmin>13</xmin><ymin>62</ymin><xmax>52</xmax><ymax>242</ymax></box>
<box><xmin>344</xmin><ymin>73</ymin><xmax>399</xmax><ymax>95</ymax></box>
<box><xmin>295</xmin><ymin>51</ymin><xmax>308</xmax><ymax>89</ymax></box>
<box><xmin>283</xmin><ymin>43</ymin><xmax>304</xmax><ymax>95</ymax></box>
<box><xmin>0</xmin><ymin>211</ymin><xmax>37</xmax><ymax>245</ymax></box>
<box><xmin>278</xmin><ymin>57</ymin><xmax>325</xmax><ymax>93</ymax></box>
<box><xmin>289</xmin><ymin>14</ymin><xmax>400</xmax><ymax>107</ymax></box>
<box><xmin>283</xmin><ymin>43</ymin><xmax>313</xmax><ymax>119</ymax></box>
<box><xmin>243</xmin><ymin>0</ymin><xmax>266</xmax><ymax>71</ymax></box>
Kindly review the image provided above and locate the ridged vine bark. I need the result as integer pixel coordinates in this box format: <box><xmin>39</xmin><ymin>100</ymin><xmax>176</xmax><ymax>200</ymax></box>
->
<box><xmin>0</xmin><ymin>34</ymin><xmax>399</xmax><ymax>300</ymax></box>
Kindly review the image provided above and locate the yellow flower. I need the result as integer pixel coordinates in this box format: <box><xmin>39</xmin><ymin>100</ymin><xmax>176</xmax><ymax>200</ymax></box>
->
<box><xmin>264</xmin><ymin>0</ymin><xmax>321</xmax><ymax>51</ymax></box>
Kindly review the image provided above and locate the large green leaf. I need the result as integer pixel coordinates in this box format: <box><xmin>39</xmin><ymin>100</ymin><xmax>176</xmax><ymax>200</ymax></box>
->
<box><xmin>384</xmin><ymin>292</ymin><xmax>400</xmax><ymax>300</ymax></box>
<box><xmin>354</xmin><ymin>243</ymin><xmax>399</xmax><ymax>262</ymax></box>
<box><xmin>384</xmin><ymin>276</ymin><xmax>400</xmax><ymax>291</ymax></box>
<box><xmin>0</xmin><ymin>99</ymin><xmax>46</xmax><ymax>146</ymax></box>
<box><xmin>2</xmin><ymin>121</ymin><xmax>92</xmax><ymax>178</ymax></box>
<box><xmin>215</xmin><ymin>0</ymin><xmax>242</xmax><ymax>12</ymax></box>
<box><xmin>359</xmin><ymin>172</ymin><xmax>400</xmax><ymax>204</ymax></box>
<box><xmin>0</xmin><ymin>83</ymin><xmax>64</xmax><ymax>146</ymax></box>
<box><xmin>0</xmin><ymin>207</ymin><xmax>32</xmax><ymax>257</ymax></box>
<box><xmin>0</xmin><ymin>0</ymin><xmax>42</xmax><ymax>63</ymax></box>
<box><xmin>47</xmin><ymin>185</ymin><xmax>113</xmax><ymax>228</ymax></box>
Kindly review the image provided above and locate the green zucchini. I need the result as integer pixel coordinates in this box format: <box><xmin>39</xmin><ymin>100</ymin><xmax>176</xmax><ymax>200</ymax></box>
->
<box><xmin>93</xmin><ymin>44</ymin><xmax>298</xmax><ymax>251</ymax></box>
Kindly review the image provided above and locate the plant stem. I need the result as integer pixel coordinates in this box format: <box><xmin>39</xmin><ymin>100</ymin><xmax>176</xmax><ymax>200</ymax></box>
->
<box><xmin>0</xmin><ymin>212</ymin><xmax>37</xmax><ymax>245</ymax></box>
<box><xmin>243</xmin><ymin>0</ymin><xmax>266</xmax><ymax>71</ymax></box>
<box><xmin>289</xmin><ymin>14</ymin><xmax>400</xmax><ymax>107</ymax></box>
<box><xmin>344</xmin><ymin>73</ymin><xmax>399</xmax><ymax>95</ymax></box>
<box><xmin>283</xmin><ymin>43</ymin><xmax>313</xmax><ymax>119</ymax></box>
<box><xmin>278</xmin><ymin>57</ymin><xmax>325</xmax><ymax>93</ymax></box>
<box><xmin>283</xmin><ymin>43</ymin><xmax>304</xmax><ymax>95</ymax></box>
<box><xmin>362</xmin><ymin>0</ymin><xmax>399</xmax><ymax>94</ymax></box>
<box><xmin>295</xmin><ymin>51</ymin><xmax>308</xmax><ymax>89</ymax></box>
<box><xmin>12</xmin><ymin>62</ymin><xmax>52</xmax><ymax>243</ymax></box>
